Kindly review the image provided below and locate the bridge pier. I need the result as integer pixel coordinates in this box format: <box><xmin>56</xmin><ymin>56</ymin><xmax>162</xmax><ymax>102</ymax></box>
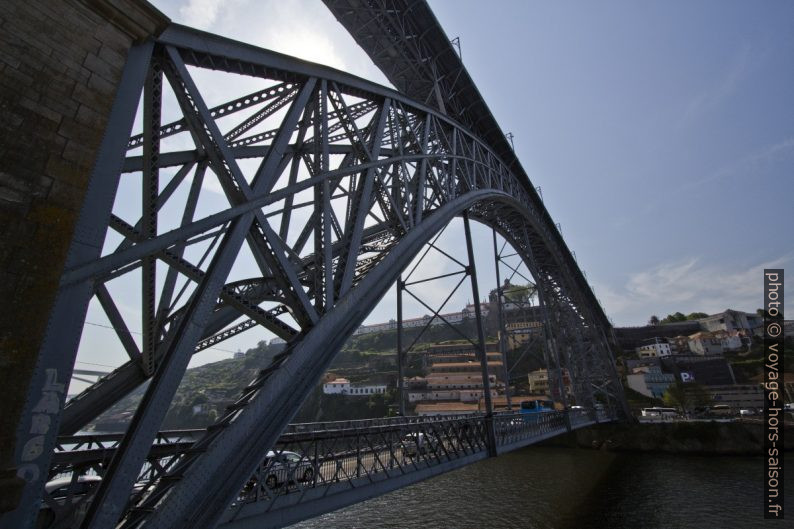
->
<box><xmin>0</xmin><ymin>0</ymin><xmax>168</xmax><ymax>522</ymax></box>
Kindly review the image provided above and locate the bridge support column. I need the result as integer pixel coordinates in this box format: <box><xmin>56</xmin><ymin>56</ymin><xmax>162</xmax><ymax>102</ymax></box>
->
<box><xmin>463</xmin><ymin>213</ymin><xmax>496</xmax><ymax>456</ymax></box>
<box><xmin>491</xmin><ymin>229</ymin><xmax>512</xmax><ymax>411</ymax></box>
<box><xmin>396</xmin><ymin>276</ymin><xmax>405</xmax><ymax>416</ymax></box>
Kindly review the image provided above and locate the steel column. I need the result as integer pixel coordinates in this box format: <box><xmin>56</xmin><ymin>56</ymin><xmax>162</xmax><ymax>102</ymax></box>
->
<box><xmin>491</xmin><ymin>229</ymin><xmax>512</xmax><ymax>411</ymax></box>
<box><xmin>462</xmin><ymin>212</ymin><xmax>496</xmax><ymax>456</ymax></box>
<box><xmin>396</xmin><ymin>277</ymin><xmax>406</xmax><ymax>416</ymax></box>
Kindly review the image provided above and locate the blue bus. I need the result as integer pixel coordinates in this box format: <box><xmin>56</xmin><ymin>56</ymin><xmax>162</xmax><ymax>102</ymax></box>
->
<box><xmin>519</xmin><ymin>399</ymin><xmax>555</xmax><ymax>414</ymax></box>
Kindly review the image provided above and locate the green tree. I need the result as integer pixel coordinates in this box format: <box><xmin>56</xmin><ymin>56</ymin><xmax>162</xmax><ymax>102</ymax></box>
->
<box><xmin>662</xmin><ymin>382</ymin><xmax>712</xmax><ymax>412</ymax></box>
<box><xmin>648</xmin><ymin>315</ymin><xmax>660</xmax><ymax>326</ymax></box>
<box><xmin>503</xmin><ymin>283</ymin><xmax>536</xmax><ymax>303</ymax></box>
<box><xmin>686</xmin><ymin>312</ymin><xmax>708</xmax><ymax>320</ymax></box>
<box><xmin>661</xmin><ymin>312</ymin><xmax>687</xmax><ymax>324</ymax></box>
<box><xmin>661</xmin><ymin>383</ymin><xmax>688</xmax><ymax>410</ymax></box>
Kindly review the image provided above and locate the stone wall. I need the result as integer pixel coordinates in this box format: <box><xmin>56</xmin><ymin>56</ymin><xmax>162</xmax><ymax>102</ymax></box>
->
<box><xmin>0</xmin><ymin>0</ymin><xmax>168</xmax><ymax>512</ymax></box>
<box><xmin>545</xmin><ymin>420</ymin><xmax>794</xmax><ymax>455</ymax></box>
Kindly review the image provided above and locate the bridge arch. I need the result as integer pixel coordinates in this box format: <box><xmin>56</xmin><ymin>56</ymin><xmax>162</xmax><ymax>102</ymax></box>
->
<box><xmin>15</xmin><ymin>24</ymin><xmax>626</xmax><ymax>529</ymax></box>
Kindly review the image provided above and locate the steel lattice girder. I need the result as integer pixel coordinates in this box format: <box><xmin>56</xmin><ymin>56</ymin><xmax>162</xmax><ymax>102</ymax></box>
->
<box><xmin>7</xmin><ymin>22</ymin><xmax>626</xmax><ymax>529</ymax></box>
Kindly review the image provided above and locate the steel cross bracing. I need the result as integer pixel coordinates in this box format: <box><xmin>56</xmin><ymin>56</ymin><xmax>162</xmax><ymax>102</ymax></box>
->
<box><xmin>322</xmin><ymin>0</ymin><xmax>611</xmax><ymax>332</ymax></box>
<box><xmin>322</xmin><ymin>0</ymin><xmax>626</xmax><ymax>415</ymax></box>
<box><xmin>6</xmin><ymin>22</ymin><xmax>626</xmax><ymax>529</ymax></box>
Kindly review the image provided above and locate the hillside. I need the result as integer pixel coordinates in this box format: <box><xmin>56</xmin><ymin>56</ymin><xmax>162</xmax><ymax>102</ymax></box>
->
<box><xmin>89</xmin><ymin>318</ymin><xmax>547</xmax><ymax>431</ymax></box>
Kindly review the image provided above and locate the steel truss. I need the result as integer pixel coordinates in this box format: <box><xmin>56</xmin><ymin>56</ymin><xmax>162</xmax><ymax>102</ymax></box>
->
<box><xmin>6</xmin><ymin>22</ymin><xmax>626</xmax><ymax>529</ymax></box>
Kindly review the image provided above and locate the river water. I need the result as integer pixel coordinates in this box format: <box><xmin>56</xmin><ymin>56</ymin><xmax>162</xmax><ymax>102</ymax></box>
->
<box><xmin>290</xmin><ymin>447</ymin><xmax>792</xmax><ymax>529</ymax></box>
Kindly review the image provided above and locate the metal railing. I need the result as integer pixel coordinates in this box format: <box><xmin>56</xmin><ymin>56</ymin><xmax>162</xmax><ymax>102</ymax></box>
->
<box><xmin>41</xmin><ymin>410</ymin><xmax>615</xmax><ymax>528</ymax></box>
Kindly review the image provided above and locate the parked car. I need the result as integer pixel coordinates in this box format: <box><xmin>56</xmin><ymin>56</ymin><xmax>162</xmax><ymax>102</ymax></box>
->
<box><xmin>402</xmin><ymin>433</ymin><xmax>439</xmax><ymax>457</ymax></box>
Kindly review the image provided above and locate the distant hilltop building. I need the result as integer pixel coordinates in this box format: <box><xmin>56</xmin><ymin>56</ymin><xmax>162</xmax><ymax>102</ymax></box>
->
<box><xmin>629</xmin><ymin>329</ymin><xmax>747</xmax><ymax>359</ymax></box>
<box><xmin>352</xmin><ymin>303</ymin><xmax>489</xmax><ymax>336</ymax></box>
<box><xmin>697</xmin><ymin>309</ymin><xmax>763</xmax><ymax>336</ymax></box>
<box><xmin>614</xmin><ymin>308</ymin><xmax>763</xmax><ymax>352</ymax></box>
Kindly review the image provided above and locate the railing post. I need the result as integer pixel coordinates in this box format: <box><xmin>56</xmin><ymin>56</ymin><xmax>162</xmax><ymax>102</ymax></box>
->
<box><xmin>356</xmin><ymin>433</ymin><xmax>361</xmax><ymax>479</ymax></box>
<box><xmin>463</xmin><ymin>212</ymin><xmax>497</xmax><ymax>456</ymax></box>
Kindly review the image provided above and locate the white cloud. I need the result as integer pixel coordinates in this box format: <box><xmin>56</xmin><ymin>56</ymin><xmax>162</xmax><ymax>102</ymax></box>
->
<box><xmin>178</xmin><ymin>0</ymin><xmax>223</xmax><ymax>29</ymax></box>
<box><xmin>156</xmin><ymin>0</ymin><xmax>388</xmax><ymax>85</ymax></box>
<box><xmin>595</xmin><ymin>254</ymin><xmax>793</xmax><ymax>326</ymax></box>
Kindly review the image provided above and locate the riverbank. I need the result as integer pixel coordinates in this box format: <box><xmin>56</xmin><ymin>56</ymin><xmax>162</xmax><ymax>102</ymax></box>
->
<box><xmin>542</xmin><ymin>420</ymin><xmax>794</xmax><ymax>455</ymax></box>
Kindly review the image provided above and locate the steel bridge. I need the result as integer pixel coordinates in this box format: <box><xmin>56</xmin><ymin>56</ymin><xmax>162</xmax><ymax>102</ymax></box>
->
<box><xmin>4</xmin><ymin>1</ymin><xmax>628</xmax><ymax>528</ymax></box>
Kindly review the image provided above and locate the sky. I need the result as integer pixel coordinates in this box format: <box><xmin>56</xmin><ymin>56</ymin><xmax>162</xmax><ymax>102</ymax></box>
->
<box><xmin>71</xmin><ymin>0</ymin><xmax>793</xmax><ymax>386</ymax></box>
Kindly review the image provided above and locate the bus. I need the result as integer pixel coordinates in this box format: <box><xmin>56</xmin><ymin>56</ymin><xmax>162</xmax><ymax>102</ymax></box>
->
<box><xmin>519</xmin><ymin>399</ymin><xmax>555</xmax><ymax>414</ymax></box>
<box><xmin>709</xmin><ymin>404</ymin><xmax>732</xmax><ymax>416</ymax></box>
<box><xmin>640</xmin><ymin>407</ymin><xmax>677</xmax><ymax>419</ymax></box>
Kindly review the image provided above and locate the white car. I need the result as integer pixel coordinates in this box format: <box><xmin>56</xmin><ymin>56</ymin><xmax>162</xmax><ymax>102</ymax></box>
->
<box><xmin>258</xmin><ymin>450</ymin><xmax>316</xmax><ymax>489</ymax></box>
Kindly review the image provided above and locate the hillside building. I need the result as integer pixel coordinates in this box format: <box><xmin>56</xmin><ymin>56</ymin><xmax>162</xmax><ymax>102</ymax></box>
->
<box><xmin>323</xmin><ymin>378</ymin><xmax>387</xmax><ymax>396</ymax></box>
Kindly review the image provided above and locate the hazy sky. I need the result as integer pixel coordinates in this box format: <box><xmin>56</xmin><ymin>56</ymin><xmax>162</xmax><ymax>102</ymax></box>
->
<box><xmin>72</xmin><ymin>0</ymin><xmax>793</xmax><ymax>384</ymax></box>
<box><xmin>426</xmin><ymin>0</ymin><xmax>794</xmax><ymax>325</ymax></box>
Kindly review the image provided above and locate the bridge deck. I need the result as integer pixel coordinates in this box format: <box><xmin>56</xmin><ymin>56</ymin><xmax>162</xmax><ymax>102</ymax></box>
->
<box><xmin>50</xmin><ymin>410</ymin><xmax>610</xmax><ymax>528</ymax></box>
<box><xmin>222</xmin><ymin>410</ymin><xmax>609</xmax><ymax>528</ymax></box>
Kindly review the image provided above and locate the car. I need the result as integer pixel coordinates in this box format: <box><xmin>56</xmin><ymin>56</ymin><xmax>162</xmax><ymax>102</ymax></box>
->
<box><xmin>256</xmin><ymin>450</ymin><xmax>316</xmax><ymax>489</ymax></box>
<box><xmin>739</xmin><ymin>409</ymin><xmax>755</xmax><ymax>416</ymax></box>
<box><xmin>402</xmin><ymin>433</ymin><xmax>439</xmax><ymax>457</ymax></box>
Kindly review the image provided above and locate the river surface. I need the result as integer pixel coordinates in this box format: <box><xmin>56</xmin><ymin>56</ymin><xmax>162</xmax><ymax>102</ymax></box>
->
<box><xmin>290</xmin><ymin>447</ymin><xmax>792</xmax><ymax>529</ymax></box>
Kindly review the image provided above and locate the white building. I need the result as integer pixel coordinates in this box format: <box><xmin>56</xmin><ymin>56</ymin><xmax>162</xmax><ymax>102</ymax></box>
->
<box><xmin>322</xmin><ymin>378</ymin><xmax>386</xmax><ymax>396</ymax></box>
<box><xmin>323</xmin><ymin>378</ymin><xmax>351</xmax><ymax>394</ymax></box>
<box><xmin>636</xmin><ymin>338</ymin><xmax>672</xmax><ymax>358</ymax></box>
